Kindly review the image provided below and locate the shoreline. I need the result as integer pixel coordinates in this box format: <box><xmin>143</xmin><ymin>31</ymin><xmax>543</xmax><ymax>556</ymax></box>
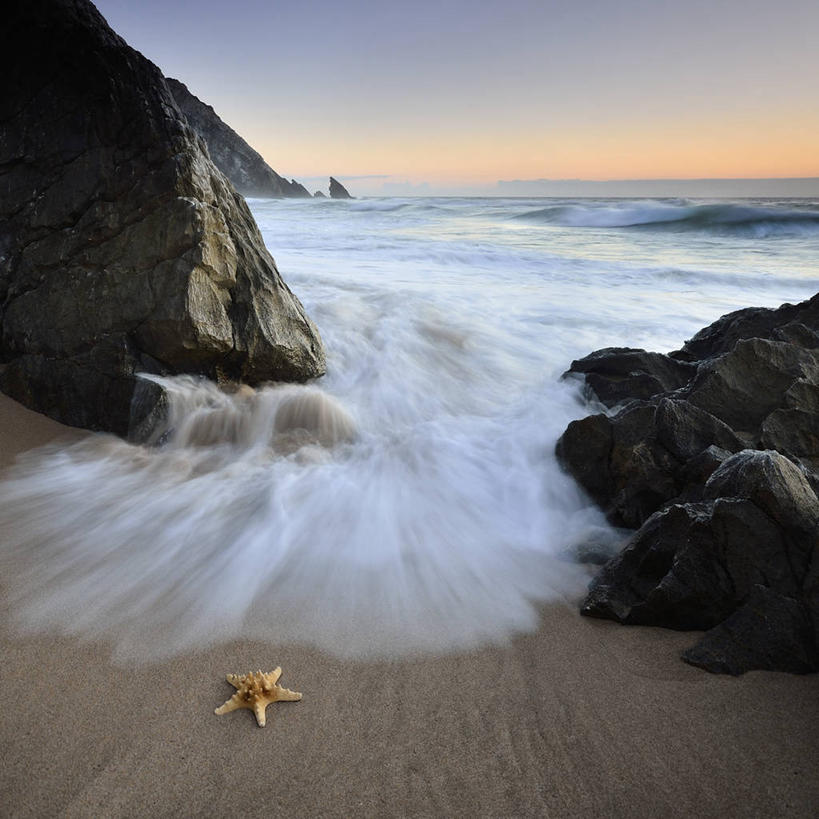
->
<box><xmin>1</xmin><ymin>394</ymin><xmax>817</xmax><ymax>817</ymax></box>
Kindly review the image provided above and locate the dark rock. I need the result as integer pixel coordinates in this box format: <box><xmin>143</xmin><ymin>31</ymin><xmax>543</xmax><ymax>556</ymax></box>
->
<box><xmin>289</xmin><ymin>179</ymin><xmax>312</xmax><ymax>198</ymax></box>
<box><xmin>682</xmin><ymin>585</ymin><xmax>819</xmax><ymax>675</ymax></box>
<box><xmin>684</xmin><ymin>338</ymin><xmax>819</xmax><ymax>435</ymax></box>
<box><xmin>329</xmin><ymin>176</ymin><xmax>353</xmax><ymax>199</ymax></box>
<box><xmin>0</xmin><ymin>0</ymin><xmax>325</xmax><ymax>436</ymax></box>
<box><xmin>672</xmin><ymin>293</ymin><xmax>819</xmax><ymax>361</ymax></box>
<box><xmin>165</xmin><ymin>78</ymin><xmax>308</xmax><ymax>199</ymax></box>
<box><xmin>581</xmin><ymin>449</ymin><xmax>819</xmax><ymax>674</ymax></box>
<box><xmin>582</xmin><ymin>499</ymin><xmax>793</xmax><ymax>629</ymax></box>
<box><xmin>313</xmin><ymin>190</ymin><xmax>327</xmax><ymax>198</ymax></box>
<box><xmin>565</xmin><ymin>347</ymin><xmax>695</xmax><ymax>408</ymax></box>
<box><xmin>556</xmin><ymin>398</ymin><xmax>743</xmax><ymax>528</ymax></box>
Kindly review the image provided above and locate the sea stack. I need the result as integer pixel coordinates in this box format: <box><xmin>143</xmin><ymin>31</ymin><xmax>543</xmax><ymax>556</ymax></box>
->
<box><xmin>0</xmin><ymin>0</ymin><xmax>325</xmax><ymax>436</ymax></box>
<box><xmin>329</xmin><ymin>177</ymin><xmax>353</xmax><ymax>199</ymax></box>
<box><xmin>165</xmin><ymin>78</ymin><xmax>310</xmax><ymax>199</ymax></box>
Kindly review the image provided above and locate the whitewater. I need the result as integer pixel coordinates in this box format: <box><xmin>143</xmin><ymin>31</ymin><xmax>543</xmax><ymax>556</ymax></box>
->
<box><xmin>1</xmin><ymin>197</ymin><xmax>817</xmax><ymax>661</ymax></box>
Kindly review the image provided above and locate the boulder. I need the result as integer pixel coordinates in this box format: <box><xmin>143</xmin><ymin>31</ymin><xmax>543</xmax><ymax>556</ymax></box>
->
<box><xmin>0</xmin><ymin>0</ymin><xmax>325</xmax><ymax>436</ymax></box>
<box><xmin>672</xmin><ymin>293</ymin><xmax>819</xmax><ymax>361</ymax></box>
<box><xmin>329</xmin><ymin>176</ymin><xmax>353</xmax><ymax>199</ymax></box>
<box><xmin>565</xmin><ymin>347</ymin><xmax>694</xmax><ymax>407</ymax></box>
<box><xmin>165</xmin><ymin>78</ymin><xmax>309</xmax><ymax>199</ymax></box>
<box><xmin>581</xmin><ymin>450</ymin><xmax>819</xmax><ymax>674</ymax></box>
<box><xmin>559</xmin><ymin>293</ymin><xmax>819</xmax><ymax>674</ymax></box>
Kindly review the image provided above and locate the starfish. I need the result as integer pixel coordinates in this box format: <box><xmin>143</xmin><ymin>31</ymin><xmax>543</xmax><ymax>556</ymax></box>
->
<box><xmin>214</xmin><ymin>667</ymin><xmax>302</xmax><ymax>727</ymax></box>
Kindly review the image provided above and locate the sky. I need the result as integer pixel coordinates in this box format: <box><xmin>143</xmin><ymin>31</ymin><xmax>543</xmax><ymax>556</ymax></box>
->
<box><xmin>94</xmin><ymin>0</ymin><xmax>819</xmax><ymax>196</ymax></box>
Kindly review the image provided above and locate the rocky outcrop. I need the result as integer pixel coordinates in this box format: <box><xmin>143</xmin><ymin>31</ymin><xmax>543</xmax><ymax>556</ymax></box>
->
<box><xmin>165</xmin><ymin>78</ymin><xmax>310</xmax><ymax>199</ymax></box>
<box><xmin>313</xmin><ymin>190</ymin><xmax>327</xmax><ymax>198</ymax></box>
<box><xmin>557</xmin><ymin>294</ymin><xmax>819</xmax><ymax>674</ymax></box>
<box><xmin>0</xmin><ymin>0</ymin><xmax>325</xmax><ymax>437</ymax></box>
<box><xmin>329</xmin><ymin>177</ymin><xmax>353</xmax><ymax>199</ymax></box>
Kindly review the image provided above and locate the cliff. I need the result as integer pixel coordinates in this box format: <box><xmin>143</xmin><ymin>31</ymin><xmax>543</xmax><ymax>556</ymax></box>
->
<box><xmin>165</xmin><ymin>77</ymin><xmax>311</xmax><ymax>198</ymax></box>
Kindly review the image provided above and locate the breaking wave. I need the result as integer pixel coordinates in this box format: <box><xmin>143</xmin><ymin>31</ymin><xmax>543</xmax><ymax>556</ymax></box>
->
<box><xmin>514</xmin><ymin>201</ymin><xmax>819</xmax><ymax>235</ymax></box>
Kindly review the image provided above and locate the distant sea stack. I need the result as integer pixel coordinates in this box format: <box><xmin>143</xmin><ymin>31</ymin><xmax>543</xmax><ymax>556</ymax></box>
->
<box><xmin>313</xmin><ymin>190</ymin><xmax>327</xmax><ymax>198</ymax></box>
<box><xmin>329</xmin><ymin>177</ymin><xmax>353</xmax><ymax>199</ymax></box>
<box><xmin>0</xmin><ymin>0</ymin><xmax>325</xmax><ymax>437</ymax></box>
<box><xmin>165</xmin><ymin>78</ymin><xmax>310</xmax><ymax>198</ymax></box>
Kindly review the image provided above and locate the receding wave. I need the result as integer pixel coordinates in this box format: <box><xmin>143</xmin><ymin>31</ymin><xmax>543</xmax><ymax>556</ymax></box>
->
<box><xmin>514</xmin><ymin>201</ymin><xmax>819</xmax><ymax>235</ymax></box>
<box><xmin>0</xmin><ymin>375</ymin><xmax>592</xmax><ymax>663</ymax></box>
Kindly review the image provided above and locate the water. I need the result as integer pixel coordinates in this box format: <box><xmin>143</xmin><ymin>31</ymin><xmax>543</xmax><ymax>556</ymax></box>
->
<box><xmin>1</xmin><ymin>197</ymin><xmax>817</xmax><ymax>661</ymax></box>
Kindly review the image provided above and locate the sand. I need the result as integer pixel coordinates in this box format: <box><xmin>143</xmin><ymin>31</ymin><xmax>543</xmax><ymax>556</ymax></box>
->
<box><xmin>1</xmin><ymin>393</ymin><xmax>817</xmax><ymax>818</ymax></box>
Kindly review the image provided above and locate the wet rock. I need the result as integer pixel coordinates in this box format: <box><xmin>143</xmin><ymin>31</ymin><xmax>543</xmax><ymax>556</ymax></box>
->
<box><xmin>329</xmin><ymin>176</ymin><xmax>353</xmax><ymax>199</ymax></box>
<box><xmin>560</xmin><ymin>293</ymin><xmax>819</xmax><ymax>674</ymax></box>
<box><xmin>565</xmin><ymin>347</ymin><xmax>694</xmax><ymax>407</ymax></box>
<box><xmin>166</xmin><ymin>78</ymin><xmax>309</xmax><ymax>199</ymax></box>
<box><xmin>0</xmin><ymin>0</ymin><xmax>325</xmax><ymax>435</ymax></box>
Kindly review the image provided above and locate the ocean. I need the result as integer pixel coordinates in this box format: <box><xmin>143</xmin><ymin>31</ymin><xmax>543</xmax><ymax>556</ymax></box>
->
<box><xmin>1</xmin><ymin>197</ymin><xmax>817</xmax><ymax>661</ymax></box>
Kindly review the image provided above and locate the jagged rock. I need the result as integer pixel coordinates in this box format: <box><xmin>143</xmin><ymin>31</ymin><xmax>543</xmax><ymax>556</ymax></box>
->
<box><xmin>581</xmin><ymin>450</ymin><xmax>819</xmax><ymax>674</ymax></box>
<box><xmin>565</xmin><ymin>347</ymin><xmax>694</xmax><ymax>407</ymax></box>
<box><xmin>289</xmin><ymin>179</ymin><xmax>312</xmax><ymax>198</ymax></box>
<box><xmin>556</xmin><ymin>398</ymin><xmax>743</xmax><ymax>528</ymax></box>
<box><xmin>672</xmin><ymin>293</ymin><xmax>819</xmax><ymax>361</ymax></box>
<box><xmin>0</xmin><ymin>0</ymin><xmax>325</xmax><ymax>436</ymax></box>
<box><xmin>682</xmin><ymin>585</ymin><xmax>819</xmax><ymax>675</ymax></box>
<box><xmin>684</xmin><ymin>338</ymin><xmax>819</xmax><ymax>436</ymax></box>
<box><xmin>329</xmin><ymin>176</ymin><xmax>353</xmax><ymax>199</ymax></box>
<box><xmin>313</xmin><ymin>190</ymin><xmax>327</xmax><ymax>198</ymax></box>
<box><xmin>560</xmin><ymin>294</ymin><xmax>819</xmax><ymax>674</ymax></box>
<box><xmin>165</xmin><ymin>78</ymin><xmax>309</xmax><ymax>199</ymax></box>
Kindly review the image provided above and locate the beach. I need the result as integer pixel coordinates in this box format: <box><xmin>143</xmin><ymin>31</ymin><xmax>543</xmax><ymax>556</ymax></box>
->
<box><xmin>2</xmin><ymin>393</ymin><xmax>818</xmax><ymax>818</ymax></box>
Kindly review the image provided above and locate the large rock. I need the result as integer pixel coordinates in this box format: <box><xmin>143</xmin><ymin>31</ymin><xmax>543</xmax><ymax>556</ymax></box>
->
<box><xmin>329</xmin><ymin>176</ymin><xmax>353</xmax><ymax>199</ymax></box>
<box><xmin>165</xmin><ymin>78</ymin><xmax>310</xmax><ymax>198</ymax></box>
<box><xmin>672</xmin><ymin>293</ymin><xmax>819</xmax><ymax>361</ymax></box>
<box><xmin>558</xmin><ymin>294</ymin><xmax>819</xmax><ymax>674</ymax></box>
<box><xmin>0</xmin><ymin>0</ymin><xmax>325</xmax><ymax>436</ymax></box>
<box><xmin>581</xmin><ymin>451</ymin><xmax>819</xmax><ymax>674</ymax></box>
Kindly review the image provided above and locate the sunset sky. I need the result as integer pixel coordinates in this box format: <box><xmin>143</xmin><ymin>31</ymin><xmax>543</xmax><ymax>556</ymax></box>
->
<box><xmin>95</xmin><ymin>0</ymin><xmax>819</xmax><ymax>195</ymax></box>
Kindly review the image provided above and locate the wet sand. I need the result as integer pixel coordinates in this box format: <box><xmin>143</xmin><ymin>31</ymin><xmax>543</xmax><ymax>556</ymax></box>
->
<box><xmin>1</xmin><ymin>393</ymin><xmax>817</xmax><ymax>818</ymax></box>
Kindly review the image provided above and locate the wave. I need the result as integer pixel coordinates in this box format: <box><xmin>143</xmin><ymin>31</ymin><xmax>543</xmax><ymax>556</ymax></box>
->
<box><xmin>513</xmin><ymin>201</ymin><xmax>819</xmax><ymax>235</ymax></box>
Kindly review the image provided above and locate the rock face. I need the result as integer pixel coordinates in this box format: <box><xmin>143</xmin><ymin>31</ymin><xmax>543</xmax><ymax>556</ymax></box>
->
<box><xmin>165</xmin><ymin>78</ymin><xmax>310</xmax><ymax>199</ymax></box>
<box><xmin>0</xmin><ymin>0</ymin><xmax>325</xmax><ymax>437</ymax></box>
<box><xmin>329</xmin><ymin>177</ymin><xmax>353</xmax><ymax>199</ymax></box>
<box><xmin>557</xmin><ymin>294</ymin><xmax>819</xmax><ymax>674</ymax></box>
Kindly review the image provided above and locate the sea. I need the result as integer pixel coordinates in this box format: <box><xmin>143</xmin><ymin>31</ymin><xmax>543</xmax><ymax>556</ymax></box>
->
<box><xmin>1</xmin><ymin>197</ymin><xmax>817</xmax><ymax>661</ymax></box>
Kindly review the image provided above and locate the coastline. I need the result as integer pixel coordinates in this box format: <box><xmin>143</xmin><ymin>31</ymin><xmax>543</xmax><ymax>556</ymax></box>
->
<box><xmin>2</xmin><ymin>394</ymin><xmax>817</xmax><ymax>817</ymax></box>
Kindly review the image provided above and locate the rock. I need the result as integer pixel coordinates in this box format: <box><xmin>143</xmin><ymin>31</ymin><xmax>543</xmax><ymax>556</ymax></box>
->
<box><xmin>556</xmin><ymin>399</ymin><xmax>743</xmax><ymax>528</ymax></box>
<box><xmin>0</xmin><ymin>0</ymin><xmax>325</xmax><ymax>436</ymax></box>
<box><xmin>560</xmin><ymin>293</ymin><xmax>819</xmax><ymax>673</ymax></box>
<box><xmin>329</xmin><ymin>176</ymin><xmax>353</xmax><ymax>199</ymax></box>
<box><xmin>313</xmin><ymin>190</ymin><xmax>327</xmax><ymax>198</ymax></box>
<box><xmin>165</xmin><ymin>78</ymin><xmax>309</xmax><ymax>199</ymax></box>
<box><xmin>289</xmin><ymin>179</ymin><xmax>312</xmax><ymax>198</ymax></box>
<box><xmin>582</xmin><ymin>499</ymin><xmax>794</xmax><ymax>630</ymax></box>
<box><xmin>682</xmin><ymin>586</ymin><xmax>819</xmax><ymax>675</ymax></box>
<box><xmin>672</xmin><ymin>293</ymin><xmax>819</xmax><ymax>361</ymax></box>
<box><xmin>565</xmin><ymin>347</ymin><xmax>695</xmax><ymax>408</ymax></box>
<box><xmin>581</xmin><ymin>450</ymin><xmax>819</xmax><ymax>674</ymax></box>
<box><xmin>684</xmin><ymin>338</ymin><xmax>819</xmax><ymax>436</ymax></box>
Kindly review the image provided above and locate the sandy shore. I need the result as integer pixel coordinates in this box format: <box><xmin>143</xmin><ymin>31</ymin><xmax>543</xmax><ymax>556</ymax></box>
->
<box><xmin>1</xmin><ymin>393</ymin><xmax>817</xmax><ymax>818</ymax></box>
